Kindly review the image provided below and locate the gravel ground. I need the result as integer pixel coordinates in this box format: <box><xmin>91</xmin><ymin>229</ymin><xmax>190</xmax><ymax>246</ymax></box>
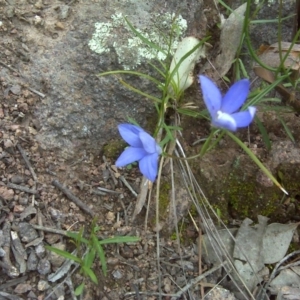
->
<box><xmin>1</xmin><ymin>1</ymin><xmax>300</xmax><ymax>299</ymax></box>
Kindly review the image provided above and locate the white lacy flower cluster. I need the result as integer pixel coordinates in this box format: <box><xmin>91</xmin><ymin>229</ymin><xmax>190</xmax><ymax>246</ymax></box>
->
<box><xmin>88</xmin><ymin>12</ymin><xmax>187</xmax><ymax>70</ymax></box>
<box><xmin>254</xmin><ymin>0</ymin><xmax>275</xmax><ymax>5</ymax></box>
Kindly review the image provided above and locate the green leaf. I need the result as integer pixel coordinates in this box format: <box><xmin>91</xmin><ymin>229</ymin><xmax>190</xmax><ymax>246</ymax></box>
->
<box><xmin>120</xmin><ymin>79</ymin><xmax>162</xmax><ymax>103</ymax></box>
<box><xmin>246</xmin><ymin>74</ymin><xmax>290</xmax><ymax>107</ymax></box>
<box><xmin>75</xmin><ymin>283</ymin><xmax>85</xmax><ymax>296</ymax></box>
<box><xmin>199</xmin><ymin>130</ymin><xmax>221</xmax><ymax>157</ymax></box>
<box><xmin>98</xmin><ymin>70</ymin><xmax>162</xmax><ymax>87</ymax></box>
<box><xmin>92</xmin><ymin>235</ymin><xmax>107</xmax><ymax>276</ymax></box>
<box><xmin>82</xmin><ymin>265</ymin><xmax>98</xmax><ymax>284</ymax></box>
<box><xmin>93</xmin><ymin>226</ymin><xmax>101</xmax><ymax>233</ymax></box>
<box><xmin>238</xmin><ymin>58</ymin><xmax>249</xmax><ymax>79</ymax></box>
<box><xmin>148</xmin><ymin>61</ymin><xmax>166</xmax><ymax>80</ymax></box>
<box><xmin>45</xmin><ymin>246</ymin><xmax>82</xmax><ymax>264</ymax></box>
<box><xmin>166</xmin><ymin>37</ymin><xmax>210</xmax><ymax>94</ymax></box>
<box><xmin>218</xmin><ymin>0</ymin><xmax>234</xmax><ymax>13</ymax></box>
<box><xmin>250</xmin><ymin>15</ymin><xmax>293</xmax><ymax>24</ymax></box>
<box><xmin>259</xmin><ymin>105</ymin><xmax>293</xmax><ymax>113</ymax></box>
<box><xmin>84</xmin><ymin>249</ymin><xmax>96</xmax><ymax>270</ymax></box>
<box><xmin>256</xmin><ymin>98</ymin><xmax>282</xmax><ymax>103</ymax></box>
<box><xmin>66</xmin><ymin>232</ymin><xmax>89</xmax><ymax>245</ymax></box>
<box><xmin>177</xmin><ymin>108</ymin><xmax>202</xmax><ymax>118</ymax></box>
<box><xmin>126</xmin><ymin>117</ymin><xmax>140</xmax><ymax>127</ymax></box>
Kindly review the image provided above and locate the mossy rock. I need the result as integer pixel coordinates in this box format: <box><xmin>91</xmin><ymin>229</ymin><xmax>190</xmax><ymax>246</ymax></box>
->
<box><xmin>102</xmin><ymin>139</ymin><xmax>126</xmax><ymax>159</ymax></box>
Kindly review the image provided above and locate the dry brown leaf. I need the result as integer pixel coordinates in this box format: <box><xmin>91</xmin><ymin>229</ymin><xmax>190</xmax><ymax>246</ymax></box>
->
<box><xmin>254</xmin><ymin>42</ymin><xmax>300</xmax><ymax>113</ymax></box>
<box><xmin>256</xmin><ymin>42</ymin><xmax>300</xmax><ymax>70</ymax></box>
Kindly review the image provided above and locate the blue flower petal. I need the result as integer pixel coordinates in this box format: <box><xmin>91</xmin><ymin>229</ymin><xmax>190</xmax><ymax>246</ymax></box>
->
<box><xmin>118</xmin><ymin>124</ymin><xmax>143</xmax><ymax>147</ymax></box>
<box><xmin>139</xmin><ymin>131</ymin><xmax>157</xmax><ymax>154</ymax></box>
<box><xmin>139</xmin><ymin>152</ymin><xmax>159</xmax><ymax>182</ymax></box>
<box><xmin>221</xmin><ymin>79</ymin><xmax>250</xmax><ymax>114</ymax></box>
<box><xmin>115</xmin><ymin>147</ymin><xmax>147</xmax><ymax>167</ymax></box>
<box><xmin>212</xmin><ymin>111</ymin><xmax>237</xmax><ymax>131</ymax></box>
<box><xmin>231</xmin><ymin>106</ymin><xmax>256</xmax><ymax>128</ymax></box>
<box><xmin>199</xmin><ymin>75</ymin><xmax>222</xmax><ymax>117</ymax></box>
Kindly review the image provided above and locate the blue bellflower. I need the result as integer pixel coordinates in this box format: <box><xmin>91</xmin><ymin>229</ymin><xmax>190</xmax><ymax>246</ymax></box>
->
<box><xmin>199</xmin><ymin>75</ymin><xmax>256</xmax><ymax>131</ymax></box>
<box><xmin>115</xmin><ymin>124</ymin><xmax>162</xmax><ymax>182</ymax></box>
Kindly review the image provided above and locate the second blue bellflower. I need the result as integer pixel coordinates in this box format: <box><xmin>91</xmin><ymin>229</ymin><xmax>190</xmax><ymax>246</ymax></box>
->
<box><xmin>199</xmin><ymin>75</ymin><xmax>256</xmax><ymax>131</ymax></box>
<box><xmin>115</xmin><ymin>124</ymin><xmax>161</xmax><ymax>182</ymax></box>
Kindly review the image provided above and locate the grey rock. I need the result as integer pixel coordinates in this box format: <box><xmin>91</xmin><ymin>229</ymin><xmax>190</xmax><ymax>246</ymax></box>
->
<box><xmin>57</xmin><ymin>5</ymin><xmax>70</xmax><ymax>20</ymax></box>
<box><xmin>17</xmin><ymin>0</ymin><xmax>206</xmax><ymax>157</ymax></box>
<box><xmin>10</xmin><ymin>84</ymin><xmax>21</xmax><ymax>95</ymax></box>
<box><xmin>249</xmin><ymin>0</ymin><xmax>295</xmax><ymax>48</ymax></box>
<box><xmin>27</xmin><ymin>250</ymin><xmax>39</xmax><ymax>271</ymax></box>
<box><xmin>37</xmin><ymin>280</ymin><xmax>50</xmax><ymax>291</ymax></box>
<box><xmin>0</xmin><ymin>230</ymin><xmax>4</xmax><ymax>247</ymax></box>
<box><xmin>11</xmin><ymin>175</ymin><xmax>25</xmax><ymax>184</ymax></box>
<box><xmin>11</xmin><ymin>231</ymin><xmax>26</xmax><ymax>258</ymax></box>
<box><xmin>37</xmin><ymin>258</ymin><xmax>51</xmax><ymax>275</ymax></box>
<box><xmin>48</xmin><ymin>207</ymin><xmax>65</xmax><ymax>222</ymax></box>
<box><xmin>112</xmin><ymin>269</ymin><xmax>123</xmax><ymax>279</ymax></box>
<box><xmin>27</xmin><ymin>290</ymin><xmax>38</xmax><ymax>299</ymax></box>
<box><xmin>45</xmin><ymin>285</ymin><xmax>65</xmax><ymax>300</ymax></box>
<box><xmin>48</xmin><ymin>242</ymin><xmax>66</xmax><ymax>268</ymax></box>
<box><xmin>18</xmin><ymin>223</ymin><xmax>39</xmax><ymax>243</ymax></box>
<box><xmin>35</xmin><ymin>243</ymin><xmax>46</xmax><ymax>259</ymax></box>
<box><xmin>11</xmin><ymin>231</ymin><xmax>27</xmax><ymax>273</ymax></box>
<box><xmin>19</xmin><ymin>206</ymin><xmax>37</xmax><ymax>220</ymax></box>
<box><xmin>0</xmin><ymin>248</ymin><xmax>5</xmax><ymax>257</ymax></box>
<box><xmin>18</xmin><ymin>197</ymin><xmax>29</xmax><ymax>206</ymax></box>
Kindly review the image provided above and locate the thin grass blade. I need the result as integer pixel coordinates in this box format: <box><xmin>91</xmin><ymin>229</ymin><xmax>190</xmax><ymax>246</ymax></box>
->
<box><xmin>226</xmin><ymin>131</ymin><xmax>288</xmax><ymax>194</ymax></box>
<box><xmin>124</xmin><ymin>17</ymin><xmax>167</xmax><ymax>56</ymax></box>
<box><xmin>66</xmin><ymin>232</ymin><xmax>89</xmax><ymax>245</ymax></box>
<box><xmin>92</xmin><ymin>235</ymin><xmax>107</xmax><ymax>276</ymax></box>
<box><xmin>98</xmin><ymin>70</ymin><xmax>162</xmax><ymax>86</ymax></box>
<box><xmin>84</xmin><ymin>249</ymin><xmax>96</xmax><ymax>270</ymax></box>
<box><xmin>255</xmin><ymin>116</ymin><xmax>271</xmax><ymax>151</ymax></box>
<box><xmin>277</xmin><ymin>114</ymin><xmax>295</xmax><ymax>143</ymax></box>
<box><xmin>120</xmin><ymin>79</ymin><xmax>162</xmax><ymax>103</ymax></box>
<box><xmin>81</xmin><ymin>265</ymin><xmax>98</xmax><ymax>284</ymax></box>
<box><xmin>45</xmin><ymin>246</ymin><xmax>82</xmax><ymax>264</ymax></box>
<box><xmin>75</xmin><ymin>283</ymin><xmax>85</xmax><ymax>296</ymax></box>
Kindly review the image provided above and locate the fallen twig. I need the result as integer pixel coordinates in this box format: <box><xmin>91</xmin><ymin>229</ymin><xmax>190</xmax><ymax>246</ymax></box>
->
<box><xmin>0</xmin><ymin>60</ymin><xmax>18</xmax><ymax>73</ymax></box>
<box><xmin>28</xmin><ymin>87</ymin><xmax>46</xmax><ymax>98</ymax></box>
<box><xmin>31</xmin><ymin>224</ymin><xmax>72</xmax><ymax>237</ymax></box>
<box><xmin>37</xmin><ymin>208</ymin><xmax>44</xmax><ymax>239</ymax></box>
<box><xmin>119</xmin><ymin>176</ymin><xmax>138</xmax><ymax>197</ymax></box>
<box><xmin>0</xmin><ymin>291</ymin><xmax>24</xmax><ymax>300</ymax></box>
<box><xmin>0</xmin><ymin>61</ymin><xmax>45</xmax><ymax>98</ymax></box>
<box><xmin>7</xmin><ymin>182</ymin><xmax>36</xmax><ymax>194</ymax></box>
<box><xmin>118</xmin><ymin>195</ymin><xmax>128</xmax><ymax>226</ymax></box>
<box><xmin>52</xmin><ymin>180</ymin><xmax>95</xmax><ymax>217</ymax></box>
<box><xmin>2</xmin><ymin>221</ymin><xmax>19</xmax><ymax>278</ymax></box>
<box><xmin>97</xmin><ymin>186</ymin><xmax>122</xmax><ymax>194</ymax></box>
<box><xmin>16</xmin><ymin>143</ymin><xmax>38</xmax><ymax>181</ymax></box>
<box><xmin>0</xmin><ymin>275</ymin><xmax>28</xmax><ymax>290</ymax></box>
<box><xmin>92</xmin><ymin>189</ymin><xmax>106</xmax><ymax>196</ymax></box>
<box><xmin>103</xmin><ymin>156</ymin><xmax>118</xmax><ymax>186</ymax></box>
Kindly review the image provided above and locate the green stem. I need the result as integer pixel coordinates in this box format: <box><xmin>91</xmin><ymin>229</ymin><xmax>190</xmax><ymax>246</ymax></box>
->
<box><xmin>199</xmin><ymin>131</ymin><xmax>214</xmax><ymax>157</ymax></box>
<box><xmin>226</xmin><ymin>131</ymin><xmax>288</xmax><ymax>195</ymax></box>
